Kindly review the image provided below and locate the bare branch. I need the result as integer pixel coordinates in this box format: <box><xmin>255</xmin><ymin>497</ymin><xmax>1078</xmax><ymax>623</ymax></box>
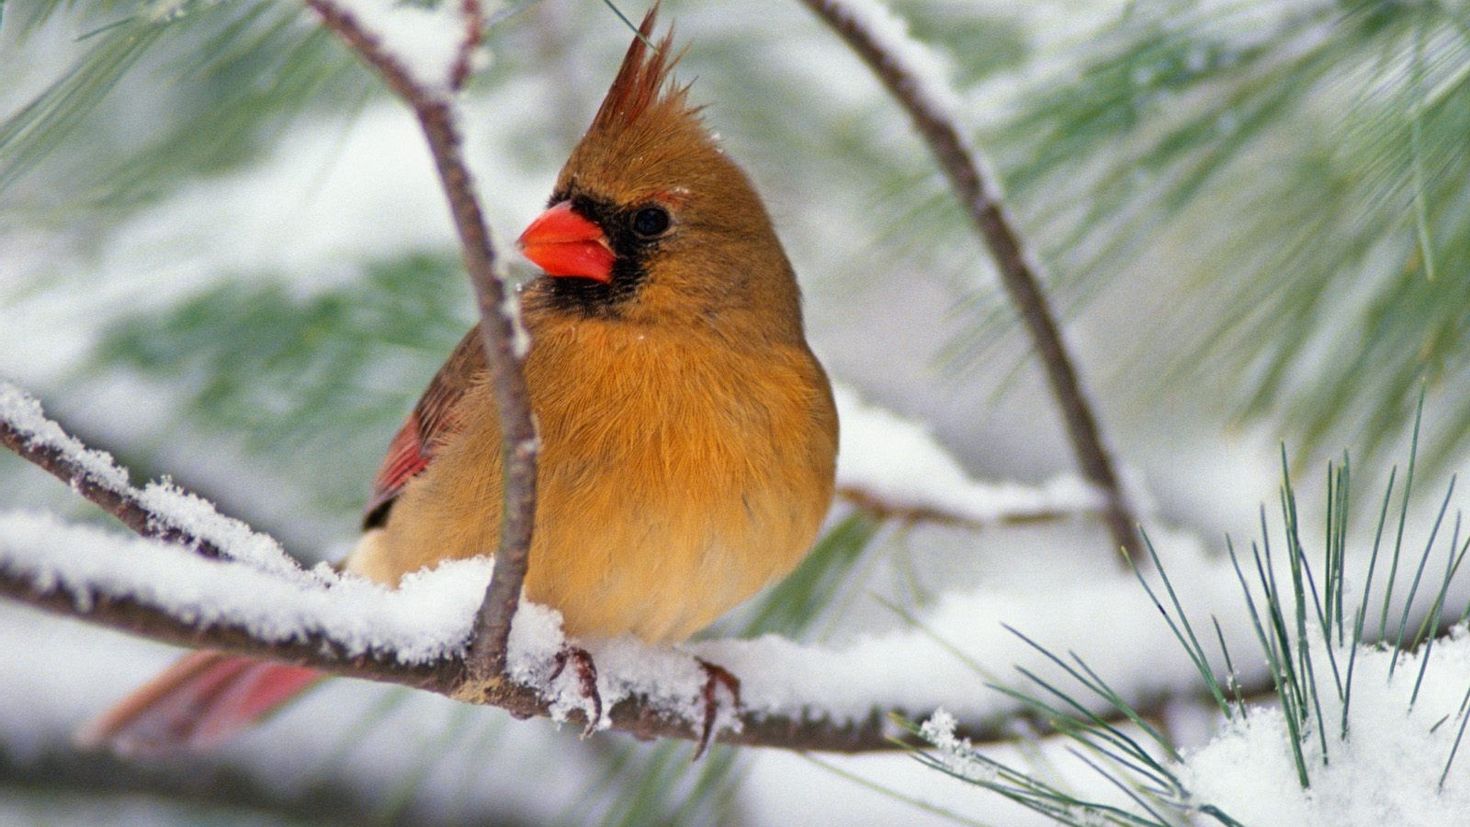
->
<box><xmin>303</xmin><ymin>0</ymin><xmax>538</xmax><ymax>681</ymax></box>
<box><xmin>797</xmin><ymin>0</ymin><xmax>1140</xmax><ymax>559</ymax></box>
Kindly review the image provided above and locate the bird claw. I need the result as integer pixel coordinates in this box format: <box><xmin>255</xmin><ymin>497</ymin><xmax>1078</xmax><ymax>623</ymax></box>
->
<box><xmin>549</xmin><ymin>645</ymin><xmax>601</xmax><ymax>737</ymax></box>
<box><xmin>692</xmin><ymin>658</ymin><xmax>741</xmax><ymax>761</ymax></box>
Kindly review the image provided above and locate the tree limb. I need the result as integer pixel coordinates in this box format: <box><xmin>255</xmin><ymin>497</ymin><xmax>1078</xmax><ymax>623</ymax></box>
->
<box><xmin>0</xmin><ymin>395</ymin><xmax>234</xmax><ymax>564</ymax></box>
<box><xmin>0</xmin><ymin>382</ymin><xmax>1152</xmax><ymax>755</ymax></box>
<box><xmin>837</xmin><ymin>486</ymin><xmax>1101</xmax><ymax>531</ymax></box>
<box><xmin>302</xmin><ymin>0</ymin><xmax>538</xmax><ymax>681</ymax></box>
<box><xmin>0</xmin><ymin>557</ymin><xmax>895</xmax><ymax>752</ymax></box>
<box><xmin>796</xmin><ymin>0</ymin><xmax>1141</xmax><ymax>559</ymax></box>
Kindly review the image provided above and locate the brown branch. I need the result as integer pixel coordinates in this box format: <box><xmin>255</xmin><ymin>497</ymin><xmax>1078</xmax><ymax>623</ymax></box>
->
<box><xmin>838</xmin><ymin>486</ymin><xmax>1101</xmax><ymax>531</ymax></box>
<box><xmin>1</xmin><ymin>410</ymin><xmax>229</xmax><ymax>564</ymax></box>
<box><xmin>797</xmin><ymin>0</ymin><xmax>1141</xmax><ymax>560</ymax></box>
<box><xmin>0</xmin><ymin>560</ymin><xmax>892</xmax><ymax>752</ymax></box>
<box><xmin>13</xmin><ymin>541</ymin><xmax>1371</xmax><ymax>758</ymax></box>
<box><xmin>303</xmin><ymin>0</ymin><xmax>538</xmax><ymax>681</ymax></box>
<box><xmin>0</xmin><ymin>388</ymin><xmax>1176</xmax><ymax>754</ymax></box>
<box><xmin>0</xmin><ymin>742</ymin><xmax>494</xmax><ymax>827</ymax></box>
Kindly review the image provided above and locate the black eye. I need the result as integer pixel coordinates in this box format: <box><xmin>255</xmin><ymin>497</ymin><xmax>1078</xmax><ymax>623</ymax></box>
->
<box><xmin>631</xmin><ymin>206</ymin><xmax>670</xmax><ymax>239</ymax></box>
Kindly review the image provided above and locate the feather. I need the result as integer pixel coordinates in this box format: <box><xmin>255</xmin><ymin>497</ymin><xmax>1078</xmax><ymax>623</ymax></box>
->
<box><xmin>363</xmin><ymin>328</ymin><xmax>485</xmax><ymax>527</ymax></box>
<box><xmin>587</xmin><ymin>5</ymin><xmax>691</xmax><ymax>138</ymax></box>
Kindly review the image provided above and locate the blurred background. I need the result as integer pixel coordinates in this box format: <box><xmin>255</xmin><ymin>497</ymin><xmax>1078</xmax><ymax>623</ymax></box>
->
<box><xmin>2</xmin><ymin>0</ymin><xmax>1469</xmax><ymax>823</ymax></box>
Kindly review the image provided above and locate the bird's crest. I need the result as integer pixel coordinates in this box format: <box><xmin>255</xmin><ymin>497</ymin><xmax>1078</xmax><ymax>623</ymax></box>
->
<box><xmin>588</xmin><ymin>5</ymin><xmax>692</xmax><ymax>136</ymax></box>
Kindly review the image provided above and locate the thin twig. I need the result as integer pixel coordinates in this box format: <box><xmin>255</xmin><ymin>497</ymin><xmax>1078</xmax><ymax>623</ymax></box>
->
<box><xmin>0</xmin><ymin>408</ymin><xmax>229</xmax><ymax>562</ymax></box>
<box><xmin>304</xmin><ymin>0</ymin><xmax>539</xmax><ymax>681</ymax></box>
<box><xmin>797</xmin><ymin>0</ymin><xmax>1140</xmax><ymax>559</ymax></box>
<box><xmin>838</xmin><ymin>486</ymin><xmax>1100</xmax><ymax>530</ymax></box>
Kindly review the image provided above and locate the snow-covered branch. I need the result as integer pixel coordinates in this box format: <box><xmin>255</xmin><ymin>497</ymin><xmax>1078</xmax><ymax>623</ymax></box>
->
<box><xmin>0</xmin><ymin>381</ymin><xmax>1239</xmax><ymax>755</ymax></box>
<box><xmin>302</xmin><ymin>0</ymin><xmax>537</xmax><ymax>681</ymax></box>
<box><xmin>0</xmin><ymin>505</ymin><xmax>886</xmax><ymax>751</ymax></box>
<box><xmin>0</xmin><ymin>384</ymin><xmax>301</xmax><ymax>577</ymax></box>
<box><xmin>0</xmin><ymin>383</ymin><xmax>878</xmax><ymax>751</ymax></box>
<box><xmin>797</xmin><ymin>0</ymin><xmax>1141</xmax><ymax>559</ymax></box>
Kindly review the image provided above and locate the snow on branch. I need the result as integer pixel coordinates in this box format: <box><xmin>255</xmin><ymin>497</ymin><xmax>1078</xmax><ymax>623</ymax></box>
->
<box><xmin>0</xmin><ymin>380</ymin><xmax>1255</xmax><ymax>754</ymax></box>
<box><xmin>833</xmin><ymin>386</ymin><xmax>1106</xmax><ymax>528</ymax></box>
<box><xmin>797</xmin><ymin>0</ymin><xmax>1141</xmax><ymax>559</ymax></box>
<box><xmin>0</xmin><ymin>381</ymin><xmax>880</xmax><ymax>750</ymax></box>
<box><xmin>0</xmin><ymin>507</ymin><xmax>891</xmax><ymax>751</ymax></box>
<box><xmin>0</xmin><ymin>382</ymin><xmax>299</xmax><ymax>577</ymax></box>
<box><xmin>302</xmin><ymin>0</ymin><xmax>537</xmax><ymax>681</ymax></box>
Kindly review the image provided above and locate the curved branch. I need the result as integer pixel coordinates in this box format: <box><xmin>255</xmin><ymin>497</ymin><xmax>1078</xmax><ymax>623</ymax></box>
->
<box><xmin>0</xmin><ymin>419</ymin><xmax>222</xmax><ymax>559</ymax></box>
<box><xmin>797</xmin><ymin>0</ymin><xmax>1140</xmax><ymax>559</ymax></box>
<box><xmin>303</xmin><ymin>0</ymin><xmax>538</xmax><ymax>681</ymax></box>
<box><xmin>0</xmin><ymin>388</ymin><xmax>247</xmax><ymax>565</ymax></box>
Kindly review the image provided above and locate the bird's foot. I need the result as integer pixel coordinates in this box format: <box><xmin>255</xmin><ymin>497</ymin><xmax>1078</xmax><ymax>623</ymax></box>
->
<box><xmin>692</xmin><ymin>658</ymin><xmax>741</xmax><ymax>761</ymax></box>
<box><xmin>549</xmin><ymin>645</ymin><xmax>602</xmax><ymax>737</ymax></box>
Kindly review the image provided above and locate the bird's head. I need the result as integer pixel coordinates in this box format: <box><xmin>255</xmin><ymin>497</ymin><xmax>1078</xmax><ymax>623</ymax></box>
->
<box><xmin>518</xmin><ymin>6</ymin><xmax>803</xmax><ymax>340</ymax></box>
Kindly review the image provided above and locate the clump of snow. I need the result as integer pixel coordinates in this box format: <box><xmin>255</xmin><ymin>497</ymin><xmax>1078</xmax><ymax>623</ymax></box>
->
<box><xmin>134</xmin><ymin>480</ymin><xmax>302</xmax><ymax>577</ymax></box>
<box><xmin>1179</xmin><ymin>632</ymin><xmax>1470</xmax><ymax>824</ymax></box>
<box><xmin>505</xmin><ymin>607</ymin><xmax>724</xmax><ymax>734</ymax></box>
<box><xmin>0</xmin><ymin>380</ymin><xmax>130</xmax><ymax>492</ymax></box>
<box><xmin>919</xmin><ymin>708</ymin><xmax>996</xmax><ymax>782</ymax></box>
<box><xmin>833</xmin><ymin>384</ymin><xmax>1104</xmax><ymax>523</ymax></box>
<box><xmin>0</xmin><ymin>511</ymin><xmax>492</xmax><ymax>664</ymax></box>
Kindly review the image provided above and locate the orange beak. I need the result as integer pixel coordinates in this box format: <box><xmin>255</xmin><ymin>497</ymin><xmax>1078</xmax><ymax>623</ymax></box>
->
<box><xmin>517</xmin><ymin>201</ymin><xmax>616</xmax><ymax>283</ymax></box>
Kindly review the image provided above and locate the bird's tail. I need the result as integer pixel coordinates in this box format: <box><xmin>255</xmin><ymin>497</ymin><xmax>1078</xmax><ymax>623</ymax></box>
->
<box><xmin>77</xmin><ymin>650</ymin><xmax>323</xmax><ymax>755</ymax></box>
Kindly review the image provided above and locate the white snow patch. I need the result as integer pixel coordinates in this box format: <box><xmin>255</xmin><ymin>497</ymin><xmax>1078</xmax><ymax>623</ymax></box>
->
<box><xmin>0</xmin><ymin>511</ymin><xmax>489</xmax><ymax>664</ymax></box>
<box><xmin>1180</xmin><ymin>632</ymin><xmax>1470</xmax><ymax>825</ymax></box>
<box><xmin>919</xmin><ymin>708</ymin><xmax>996</xmax><ymax>782</ymax></box>
<box><xmin>834</xmin><ymin>384</ymin><xmax>1103</xmax><ymax>522</ymax></box>
<box><xmin>0</xmin><ymin>380</ymin><xmax>130</xmax><ymax>491</ymax></box>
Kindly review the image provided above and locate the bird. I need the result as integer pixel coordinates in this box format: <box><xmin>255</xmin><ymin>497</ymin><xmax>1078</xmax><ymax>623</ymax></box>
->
<box><xmin>80</xmin><ymin>5</ymin><xmax>838</xmax><ymax>758</ymax></box>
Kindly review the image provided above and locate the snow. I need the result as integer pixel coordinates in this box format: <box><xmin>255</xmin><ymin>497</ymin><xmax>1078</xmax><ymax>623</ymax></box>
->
<box><xmin>1178</xmin><ymin>631</ymin><xmax>1470</xmax><ymax>824</ymax></box>
<box><xmin>1</xmin><ymin>380</ymin><xmax>302</xmax><ymax>577</ymax></box>
<box><xmin>917</xmin><ymin>709</ymin><xmax>995</xmax><ymax>783</ymax></box>
<box><xmin>833</xmin><ymin>384</ymin><xmax>1104</xmax><ymax>523</ymax></box>
<box><xmin>0</xmin><ymin>380</ymin><xmax>130</xmax><ymax>492</ymax></box>
<box><xmin>321</xmin><ymin>0</ymin><xmax>479</xmax><ymax>94</ymax></box>
<box><xmin>0</xmin><ymin>511</ymin><xmax>490</xmax><ymax>664</ymax></box>
<box><xmin>829</xmin><ymin>0</ymin><xmax>964</xmax><ymax>118</ymax></box>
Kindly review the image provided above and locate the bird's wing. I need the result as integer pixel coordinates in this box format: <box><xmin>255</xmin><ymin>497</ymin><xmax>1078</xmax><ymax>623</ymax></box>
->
<box><xmin>363</xmin><ymin>327</ymin><xmax>486</xmax><ymax>527</ymax></box>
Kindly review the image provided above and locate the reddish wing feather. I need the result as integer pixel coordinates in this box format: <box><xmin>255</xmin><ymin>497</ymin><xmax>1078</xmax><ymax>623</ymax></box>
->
<box><xmin>364</xmin><ymin>327</ymin><xmax>487</xmax><ymax>527</ymax></box>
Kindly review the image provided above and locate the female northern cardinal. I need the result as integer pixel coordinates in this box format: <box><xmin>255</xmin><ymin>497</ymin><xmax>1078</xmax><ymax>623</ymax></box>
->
<box><xmin>82</xmin><ymin>7</ymin><xmax>837</xmax><ymax>755</ymax></box>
